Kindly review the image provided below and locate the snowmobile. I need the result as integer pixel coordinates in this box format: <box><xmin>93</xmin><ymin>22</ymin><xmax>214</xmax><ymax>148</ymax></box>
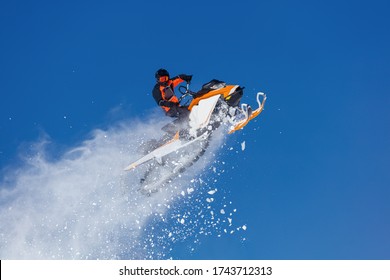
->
<box><xmin>124</xmin><ymin>79</ymin><xmax>267</xmax><ymax>195</ymax></box>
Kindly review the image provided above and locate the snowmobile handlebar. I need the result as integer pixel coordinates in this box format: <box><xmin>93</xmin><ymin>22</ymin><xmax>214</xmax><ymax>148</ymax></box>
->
<box><xmin>178</xmin><ymin>83</ymin><xmax>192</xmax><ymax>95</ymax></box>
<box><xmin>178</xmin><ymin>82</ymin><xmax>197</xmax><ymax>104</ymax></box>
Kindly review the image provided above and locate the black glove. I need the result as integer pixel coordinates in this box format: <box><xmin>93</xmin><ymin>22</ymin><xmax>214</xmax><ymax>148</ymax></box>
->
<box><xmin>179</xmin><ymin>74</ymin><xmax>192</xmax><ymax>83</ymax></box>
<box><xmin>159</xmin><ymin>100</ymin><xmax>176</xmax><ymax>108</ymax></box>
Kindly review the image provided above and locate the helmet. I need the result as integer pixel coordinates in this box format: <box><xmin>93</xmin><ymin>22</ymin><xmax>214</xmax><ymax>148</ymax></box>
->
<box><xmin>155</xmin><ymin>68</ymin><xmax>170</xmax><ymax>80</ymax></box>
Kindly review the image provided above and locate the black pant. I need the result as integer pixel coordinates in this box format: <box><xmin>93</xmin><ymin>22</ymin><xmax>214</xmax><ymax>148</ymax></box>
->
<box><xmin>166</xmin><ymin>105</ymin><xmax>190</xmax><ymax>121</ymax></box>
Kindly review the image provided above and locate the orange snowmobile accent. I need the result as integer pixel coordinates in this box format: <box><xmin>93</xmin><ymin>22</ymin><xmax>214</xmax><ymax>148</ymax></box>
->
<box><xmin>188</xmin><ymin>85</ymin><xmax>239</xmax><ymax>111</ymax></box>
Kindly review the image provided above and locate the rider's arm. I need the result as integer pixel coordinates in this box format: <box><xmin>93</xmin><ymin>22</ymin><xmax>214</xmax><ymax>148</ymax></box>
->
<box><xmin>171</xmin><ymin>74</ymin><xmax>192</xmax><ymax>87</ymax></box>
<box><xmin>170</xmin><ymin>76</ymin><xmax>185</xmax><ymax>88</ymax></box>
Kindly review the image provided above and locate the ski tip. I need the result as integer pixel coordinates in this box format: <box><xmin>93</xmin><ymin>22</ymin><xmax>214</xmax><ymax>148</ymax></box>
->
<box><xmin>124</xmin><ymin>164</ymin><xmax>136</xmax><ymax>171</ymax></box>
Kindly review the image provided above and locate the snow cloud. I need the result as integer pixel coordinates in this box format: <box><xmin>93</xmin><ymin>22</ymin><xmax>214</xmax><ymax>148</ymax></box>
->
<box><xmin>0</xmin><ymin>118</ymin><xmax>239</xmax><ymax>259</ymax></box>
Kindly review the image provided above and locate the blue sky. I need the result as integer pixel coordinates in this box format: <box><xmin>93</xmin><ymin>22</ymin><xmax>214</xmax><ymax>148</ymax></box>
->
<box><xmin>1</xmin><ymin>0</ymin><xmax>390</xmax><ymax>259</ymax></box>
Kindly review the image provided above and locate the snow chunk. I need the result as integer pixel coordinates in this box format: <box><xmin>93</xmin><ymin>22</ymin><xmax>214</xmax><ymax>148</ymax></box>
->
<box><xmin>207</xmin><ymin>189</ymin><xmax>217</xmax><ymax>195</ymax></box>
<box><xmin>241</xmin><ymin>141</ymin><xmax>246</xmax><ymax>151</ymax></box>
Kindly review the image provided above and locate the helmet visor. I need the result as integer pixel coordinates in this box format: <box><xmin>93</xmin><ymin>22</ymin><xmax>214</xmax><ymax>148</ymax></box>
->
<box><xmin>158</xmin><ymin>75</ymin><xmax>169</xmax><ymax>83</ymax></box>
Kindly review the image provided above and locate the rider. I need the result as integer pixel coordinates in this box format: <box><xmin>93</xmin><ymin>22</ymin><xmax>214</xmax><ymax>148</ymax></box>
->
<box><xmin>153</xmin><ymin>68</ymin><xmax>192</xmax><ymax>120</ymax></box>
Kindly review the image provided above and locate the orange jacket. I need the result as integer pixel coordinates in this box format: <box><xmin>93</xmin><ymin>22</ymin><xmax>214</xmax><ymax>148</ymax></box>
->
<box><xmin>152</xmin><ymin>77</ymin><xmax>184</xmax><ymax>112</ymax></box>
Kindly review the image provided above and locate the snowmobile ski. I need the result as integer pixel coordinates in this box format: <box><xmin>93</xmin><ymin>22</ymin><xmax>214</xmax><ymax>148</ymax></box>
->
<box><xmin>228</xmin><ymin>92</ymin><xmax>267</xmax><ymax>134</ymax></box>
<box><xmin>124</xmin><ymin>131</ymin><xmax>209</xmax><ymax>171</ymax></box>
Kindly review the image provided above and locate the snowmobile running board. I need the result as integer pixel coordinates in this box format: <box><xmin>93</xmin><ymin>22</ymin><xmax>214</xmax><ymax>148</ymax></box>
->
<box><xmin>228</xmin><ymin>92</ymin><xmax>267</xmax><ymax>134</ymax></box>
<box><xmin>124</xmin><ymin>131</ymin><xmax>209</xmax><ymax>171</ymax></box>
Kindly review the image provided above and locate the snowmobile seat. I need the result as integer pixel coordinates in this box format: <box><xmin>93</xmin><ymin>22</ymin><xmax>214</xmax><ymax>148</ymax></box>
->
<box><xmin>196</xmin><ymin>79</ymin><xmax>226</xmax><ymax>96</ymax></box>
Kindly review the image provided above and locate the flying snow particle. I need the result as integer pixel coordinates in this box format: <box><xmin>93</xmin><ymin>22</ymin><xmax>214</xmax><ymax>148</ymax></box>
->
<box><xmin>241</xmin><ymin>141</ymin><xmax>246</xmax><ymax>151</ymax></box>
<box><xmin>207</xmin><ymin>189</ymin><xmax>217</xmax><ymax>195</ymax></box>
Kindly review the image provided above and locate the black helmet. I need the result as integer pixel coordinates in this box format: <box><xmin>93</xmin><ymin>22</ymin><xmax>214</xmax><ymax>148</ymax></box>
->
<box><xmin>155</xmin><ymin>68</ymin><xmax>170</xmax><ymax>80</ymax></box>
